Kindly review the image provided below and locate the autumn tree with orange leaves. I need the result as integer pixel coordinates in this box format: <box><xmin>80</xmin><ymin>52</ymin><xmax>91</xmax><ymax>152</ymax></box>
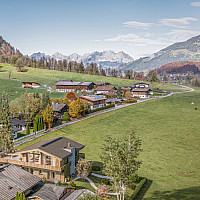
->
<box><xmin>43</xmin><ymin>103</ymin><xmax>54</xmax><ymax>129</ymax></box>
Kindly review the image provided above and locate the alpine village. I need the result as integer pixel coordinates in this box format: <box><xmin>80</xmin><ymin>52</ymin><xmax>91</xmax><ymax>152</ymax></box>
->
<box><xmin>1</xmin><ymin>1</ymin><xmax>200</xmax><ymax>200</ymax></box>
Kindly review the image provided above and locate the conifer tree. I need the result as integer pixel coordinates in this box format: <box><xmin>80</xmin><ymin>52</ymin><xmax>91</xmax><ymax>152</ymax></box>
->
<box><xmin>26</xmin><ymin>124</ymin><xmax>30</xmax><ymax>135</ymax></box>
<box><xmin>0</xmin><ymin>92</ymin><xmax>13</xmax><ymax>150</ymax></box>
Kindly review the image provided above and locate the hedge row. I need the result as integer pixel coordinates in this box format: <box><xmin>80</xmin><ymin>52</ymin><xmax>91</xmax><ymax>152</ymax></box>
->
<box><xmin>123</xmin><ymin>99</ymin><xmax>137</xmax><ymax>103</ymax></box>
<box><xmin>90</xmin><ymin>104</ymin><xmax>115</xmax><ymax>113</ymax></box>
<box><xmin>130</xmin><ymin>178</ymin><xmax>147</xmax><ymax>200</ymax></box>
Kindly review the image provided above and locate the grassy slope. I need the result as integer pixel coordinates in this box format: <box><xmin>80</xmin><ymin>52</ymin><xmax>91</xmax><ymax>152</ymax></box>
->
<box><xmin>17</xmin><ymin>89</ymin><xmax>200</xmax><ymax>199</ymax></box>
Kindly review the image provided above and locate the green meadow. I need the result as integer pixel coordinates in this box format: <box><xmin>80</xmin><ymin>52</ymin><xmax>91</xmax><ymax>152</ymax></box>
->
<box><xmin>17</xmin><ymin>89</ymin><xmax>200</xmax><ymax>199</ymax></box>
<box><xmin>1</xmin><ymin>63</ymin><xmax>199</xmax><ymax>199</ymax></box>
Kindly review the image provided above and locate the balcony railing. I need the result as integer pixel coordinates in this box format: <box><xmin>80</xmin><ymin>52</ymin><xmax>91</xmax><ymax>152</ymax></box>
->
<box><xmin>0</xmin><ymin>158</ymin><xmax>62</xmax><ymax>172</ymax></box>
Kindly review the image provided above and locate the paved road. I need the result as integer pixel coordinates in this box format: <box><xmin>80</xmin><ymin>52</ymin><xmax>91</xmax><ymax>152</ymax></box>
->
<box><xmin>14</xmin><ymin>85</ymin><xmax>193</xmax><ymax>147</ymax></box>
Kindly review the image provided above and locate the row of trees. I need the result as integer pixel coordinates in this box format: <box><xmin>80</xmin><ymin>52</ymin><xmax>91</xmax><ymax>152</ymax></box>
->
<box><xmin>0</xmin><ymin>92</ymin><xmax>13</xmax><ymax>150</ymax></box>
<box><xmin>0</xmin><ymin>54</ymin><xmax>150</xmax><ymax>80</ymax></box>
<box><xmin>10</xmin><ymin>93</ymin><xmax>50</xmax><ymax>122</ymax></box>
<box><xmin>33</xmin><ymin>115</ymin><xmax>44</xmax><ymax>132</ymax></box>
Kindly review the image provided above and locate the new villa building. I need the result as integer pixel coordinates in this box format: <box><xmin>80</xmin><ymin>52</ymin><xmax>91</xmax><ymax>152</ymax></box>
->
<box><xmin>55</xmin><ymin>80</ymin><xmax>95</xmax><ymax>92</ymax></box>
<box><xmin>94</xmin><ymin>86</ymin><xmax>116</xmax><ymax>94</ymax></box>
<box><xmin>79</xmin><ymin>95</ymin><xmax>106</xmax><ymax>110</ymax></box>
<box><xmin>0</xmin><ymin>137</ymin><xmax>85</xmax><ymax>182</ymax></box>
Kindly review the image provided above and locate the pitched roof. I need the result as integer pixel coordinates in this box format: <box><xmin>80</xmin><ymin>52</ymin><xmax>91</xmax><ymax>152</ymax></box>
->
<box><xmin>11</xmin><ymin>118</ymin><xmax>27</xmax><ymax>126</ymax></box>
<box><xmin>18</xmin><ymin>137</ymin><xmax>85</xmax><ymax>159</ymax></box>
<box><xmin>55</xmin><ymin>80</ymin><xmax>94</xmax><ymax>86</ymax></box>
<box><xmin>11</xmin><ymin>126</ymin><xmax>20</xmax><ymax>133</ymax></box>
<box><xmin>29</xmin><ymin>183</ymin><xmax>72</xmax><ymax>200</ymax></box>
<box><xmin>0</xmin><ymin>164</ymin><xmax>41</xmax><ymax>200</ymax></box>
<box><xmin>51</xmin><ymin>103</ymin><xmax>67</xmax><ymax>112</ymax></box>
<box><xmin>94</xmin><ymin>86</ymin><xmax>115</xmax><ymax>91</ymax></box>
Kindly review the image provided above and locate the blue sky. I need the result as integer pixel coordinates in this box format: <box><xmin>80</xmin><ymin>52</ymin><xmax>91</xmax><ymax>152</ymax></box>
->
<box><xmin>1</xmin><ymin>0</ymin><xmax>200</xmax><ymax>59</ymax></box>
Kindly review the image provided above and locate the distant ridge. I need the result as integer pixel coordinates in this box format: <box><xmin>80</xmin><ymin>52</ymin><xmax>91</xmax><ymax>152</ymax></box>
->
<box><xmin>30</xmin><ymin>50</ymin><xmax>134</xmax><ymax>69</ymax></box>
<box><xmin>119</xmin><ymin>35</ymin><xmax>200</xmax><ymax>72</ymax></box>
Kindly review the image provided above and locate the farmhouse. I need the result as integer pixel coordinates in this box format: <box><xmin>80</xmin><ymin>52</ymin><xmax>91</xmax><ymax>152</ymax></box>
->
<box><xmin>55</xmin><ymin>80</ymin><xmax>95</xmax><ymax>92</ymax></box>
<box><xmin>0</xmin><ymin>164</ymin><xmax>41</xmax><ymax>200</ymax></box>
<box><xmin>131</xmin><ymin>88</ymin><xmax>152</xmax><ymax>98</ymax></box>
<box><xmin>0</xmin><ymin>118</ymin><xmax>27</xmax><ymax>139</ymax></box>
<box><xmin>22</xmin><ymin>82</ymin><xmax>40</xmax><ymax>89</ymax></box>
<box><xmin>11</xmin><ymin>118</ymin><xmax>27</xmax><ymax>131</ymax></box>
<box><xmin>0</xmin><ymin>137</ymin><xmax>85</xmax><ymax>182</ymax></box>
<box><xmin>79</xmin><ymin>95</ymin><xmax>106</xmax><ymax>110</ymax></box>
<box><xmin>94</xmin><ymin>86</ymin><xmax>116</xmax><ymax>94</ymax></box>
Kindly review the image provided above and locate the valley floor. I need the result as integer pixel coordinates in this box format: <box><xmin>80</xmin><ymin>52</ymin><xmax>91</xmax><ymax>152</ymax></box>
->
<box><xmin>17</xmin><ymin>88</ymin><xmax>200</xmax><ymax>199</ymax></box>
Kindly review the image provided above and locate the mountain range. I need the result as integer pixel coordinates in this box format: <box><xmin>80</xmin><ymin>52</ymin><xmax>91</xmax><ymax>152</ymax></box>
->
<box><xmin>30</xmin><ymin>50</ymin><xmax>134</xmax><ymax>69</ymax></box>
<box><xmin>119</xmin><ymin>35</ymin><xmax>200</xmax><ymax>72</ymax></box>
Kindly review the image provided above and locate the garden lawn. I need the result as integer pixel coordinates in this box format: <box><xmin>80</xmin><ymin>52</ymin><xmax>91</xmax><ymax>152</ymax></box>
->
<box><xmin>17</xmin><ymin>88</ymin><xmax>200</xmax><ymax>199</ymax></box>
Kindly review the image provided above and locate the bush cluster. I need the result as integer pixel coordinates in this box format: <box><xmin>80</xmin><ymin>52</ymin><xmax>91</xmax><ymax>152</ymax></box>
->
<box><xmin>129</xmin><ymin>173</ymin><xmax>141</xmax><ymax>184</ymax></box>
<box><xmin>123</xmin><ymin>99</ymin><xmax>137</xmax><ymax>103</ymax></box>
<box><xmin>90</xmin><ymin>104</ymin><xmax>115</xmax><ymax>113</ymax></box>
<box><xmin>101</xmin><ymin>178</ymin><xmax>110</xmax><ymax>185</ymax></box>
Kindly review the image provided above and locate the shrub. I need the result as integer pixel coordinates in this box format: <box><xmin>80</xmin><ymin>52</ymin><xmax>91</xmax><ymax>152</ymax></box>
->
<box><xmin>62</xmin><ymin>112</ymin><xmax>70</xmax><ymax>122</ymax></box>
<box><xmin>129</xmin><ymin>178</ymin><xmax>147</xmax><ymax>199</ymax></box>
<box><xmin>92</xmin><ymin>165</ymin><xmax>101</xmax><ymax>171</ymax></box>
<box><xmin>129</xmin><ymin>173</ymin><xmax>141</xmax><ymax>184</ymax></box>
<box><xmin>101</xmin><ymin>178</ymin><xmax>110</xmax><ymax>185</ymax></box>
<box><xmin>42</xmin><ymin>176</ymin><xmax>47</xmax><ymax>183</ymax></box>
<box><xmin>90</xmin><ymin>104</ymin><xmax>115</xmax><ymax>113</ymax></box>
<box><xmin>69</xmin><ymin>181</ymin><xmax>76</xmax><ymax>189</ymax></box>
<box><xmin>123</xmin><ymin>99</ymin><xmax>137</xmax><ymax>103</ymax></box>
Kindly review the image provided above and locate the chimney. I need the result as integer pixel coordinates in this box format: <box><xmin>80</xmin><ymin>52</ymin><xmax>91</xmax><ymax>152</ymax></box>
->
<box><xmin>68</xmin><ymin>142</ymin><xmax>71</xmax><ymax>147</ymax></box>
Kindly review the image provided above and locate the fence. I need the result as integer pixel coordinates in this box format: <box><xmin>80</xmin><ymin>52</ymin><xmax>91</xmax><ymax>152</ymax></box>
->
<box><xmin>14</xmin><ymin>129</ymin><xmax>46</xmax><ymax>142</ymax></box>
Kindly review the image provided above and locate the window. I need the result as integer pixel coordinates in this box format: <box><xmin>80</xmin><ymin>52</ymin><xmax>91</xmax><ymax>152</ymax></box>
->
<box><xmin>30</xmin><ymin>168</ymin><xmax>33</xmax><ymax>174</ymax></box>
<box><xmin>52</xmin><ymin>172</ymin><xmax>55</xmax><ymax>179</ymax></box>
<box><xmin>39</xmin><ymin>170</ymin><xmax>43</xmax><ymax>174</ymax></box>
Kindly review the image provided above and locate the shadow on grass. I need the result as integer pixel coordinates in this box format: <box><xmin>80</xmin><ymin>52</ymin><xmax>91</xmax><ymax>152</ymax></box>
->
<box><xmin>92</xmin><ymin>161</ymin><xmax>103</xmax><ymax>169</ymax></box>
<box><xmin>144</xmin><ymin>186</ymin><xmax>200</xmax><ymax>200</ymax></box>
<box><xmin>135</xmin><ymin>179</ymin><xmax>152</xmax><ymax>200</ymax></box>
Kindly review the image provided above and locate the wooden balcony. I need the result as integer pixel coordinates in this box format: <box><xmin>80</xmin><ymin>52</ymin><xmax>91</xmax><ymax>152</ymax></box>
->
<box><xmin>0</xmin><ymin>158</ymin><xmax>62</xmax><ymax>172</ymax></box>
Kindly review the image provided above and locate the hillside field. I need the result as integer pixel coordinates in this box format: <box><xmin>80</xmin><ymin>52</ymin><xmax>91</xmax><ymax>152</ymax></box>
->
<box><xmin>17</xmin><ymin>88</ymin><xmax>200</xmax><ymax>199</ymax></box>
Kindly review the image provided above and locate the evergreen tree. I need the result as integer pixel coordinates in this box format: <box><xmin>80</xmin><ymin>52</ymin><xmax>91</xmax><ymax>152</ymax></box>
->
<box><xmin>33</xmin><ymin>120</ymin><xmax>37</xmax><ymax>132</ymax></box>
<box><xmin>0</xmin><ymin>92</ymin><xmax>13</xmax><ymax>150</ymax></box>
<box><xmin>26</xmin><ymin>124</ymin><xmax>30</xmax><ymax>135</ymax></box>
<box><xmin>117</xmin><ymin>86</ymin><xmax>122</xmax><ymax>99</ymax></box>
<box><xmin>15</xmin><ymin>190</ymin><xmax>19</xmax><ymax>200</ymax></box>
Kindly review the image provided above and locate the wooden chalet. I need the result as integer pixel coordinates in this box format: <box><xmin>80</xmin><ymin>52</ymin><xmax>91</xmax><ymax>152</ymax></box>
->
<box><xmin>22</xmin><ymin>82</ymin><xmax>40</xmax><ymax>89</ymax></box>
<box><xmin>94</xmin><ymin>86</ymin><xmax>116</xmax><ymax>94</ymax></box>
<box><xmin>55</xmin><ymin>80</ymin><xmax>95</xmax><ymax>92</ymax></box>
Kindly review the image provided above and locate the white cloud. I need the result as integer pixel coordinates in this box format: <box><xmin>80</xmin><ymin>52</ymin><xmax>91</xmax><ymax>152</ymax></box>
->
<box><xmin>123</xmin><ymin>21</ymin><xmax>155</xmax><ymax>29</ymax></box>
<box><xmin>94</xmin><ymin>39</ymin><xmax>101</xmax><ymax>42</ymax></box>
<box><xmin>159</xmin><ymin>17</ymin><xmax>198</xmax><ymax>28</ymax></box>
<box><xmin>105</xmin><ymin>33</ymin><xmax>170</xmax><ymax>46</ymax></box>
<box><xmin>167</xmin><ymin>29</ymin><xmax>200</xmax><ymax>41</ymax></box>
<box><xmin>191</xmin><ymin>2</ymin><xmax>200</xmax><ymax>7</ymax></box>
